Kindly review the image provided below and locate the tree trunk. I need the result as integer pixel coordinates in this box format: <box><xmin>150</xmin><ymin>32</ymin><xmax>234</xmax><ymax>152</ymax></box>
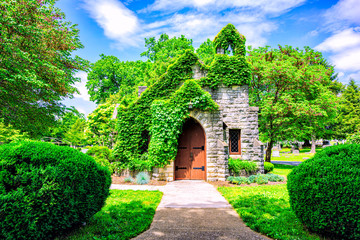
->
<box><xmin>310</xmin><ymin>135</ymin><xmax>316</xmax><ymax>153</ymax></box>
<box><xmin>265</xmin><ymin>139</ymin><xmax>274</xmax><ymax>162</ymax></box>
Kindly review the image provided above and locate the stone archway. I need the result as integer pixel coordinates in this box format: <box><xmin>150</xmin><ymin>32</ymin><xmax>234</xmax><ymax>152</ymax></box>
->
<box><xmin>175</xmin><ymin>118</ymin><xmax>206</xmax><ymax>180</ymax></box>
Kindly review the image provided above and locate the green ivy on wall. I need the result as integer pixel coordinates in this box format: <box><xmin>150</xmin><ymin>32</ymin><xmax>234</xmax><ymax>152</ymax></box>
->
<box><xmin>113</xmin><ymin>24</ymin><xmax>251</xmax><ymax>171</ymax></box>
<box><xmin>200</xmin><ymin>54</ymin><xmax>251</xmax><ymax>89</ymax></box>
<box><xmin>213</xmin><ymin>23</ymin><xmax>246</xmax><ymax>56</ymax></box>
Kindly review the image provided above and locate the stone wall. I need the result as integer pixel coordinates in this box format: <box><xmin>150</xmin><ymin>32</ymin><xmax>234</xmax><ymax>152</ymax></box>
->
<box><xmin>152</xmin><ymin>84</ymin><xmax>264</xmax><ymax>181</ymax></box>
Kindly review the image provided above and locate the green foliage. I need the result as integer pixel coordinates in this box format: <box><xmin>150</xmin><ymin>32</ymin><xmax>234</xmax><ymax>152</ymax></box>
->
<box><xmin>56</xmin><ymin>190</ymin><xmax>163</xmax><ymax>240</ymax></box>
<box><xmin>87</xmin><ymin>55</ymin><xmax>154</xmax><ymax>104</ymax></box>
<box><xmin>114</xmin><ymin>50</ymin><xmax>217</xmax><ymax>170</ymax></box>
<box><xmin>141</xmin><ymin>33</ymin><xmax>194</xmax><ymax>77</ymax></box>
<box><xmin>219</xmin><ymin>185</ymin><xmax>322</xmax><ymax>240</ymax></box>
<box><xmin>0</xmin><ymin>121</ymin><xmax>29</xmax><ymax>144</ymax></box>
<box><xmin>86</xmin><ymin>145</ymin><xmax>114</xmax><ymax>162</ymax></box>
<box><xmin>200</xmin><ymin>54</ymin><xmax>251</xmax><ymax>89</ymax></box>
<box><xmin>247</xmin><ymin>45</ymin><xmax>338</xmax><ymax>162</ymax></box>
<box><xmin>228</xmin><ymin>158</ymin><xmax>258</xmax><ymax>175</ymax></box>
<box><xmin>255</xmin><ymin>175</ymin><xmax>268</xmax><ymax>184</ymax></box>
<box><xmin>333</xmin><ymin>79</ymin><xmax>360</xmax><ymax>139</ymax></box>
<box><xmin>0</xmin><ymin>141</ymin><xmax>111</xmax><ymax>240</ymax></box>
<box><xmin>0</xmin><ymin>0</ymin><xmax>88</xmax><ymax>136</ymax></box>
<box><xmin>264</xmin><ymin>162</ymin><xmax>274</xmax><ymax>173</ymax></box>
<box><xmin>124</xmin><ymin>176</ymin><xmax>134</xmax><ymax>182</ymax></box>
<box><xmin>213</xmin><ymin>23</ymin><xmax>246</xmax><ymax>56</ymax></box>
<box><xmin>114</xmin><ymin>25</ymin><xmax>254</xmax><ymax>171</ymax></box>
<box><xmin>86</xmin><ymin>103</ymin><xmax>117</xmax><ymax>148</ymax></box>
<box><xmin>148</xmin><ymin>80</ymin><xmax>218</xmax><ymax>167</ymax></box>
<box><xmin>287</xmin><ymin>144</ymin><xmax>360</xmax><ymax>239</ymax></box>
<box><xmin>196</xmin><ymin>38</ymin><xmax>215</xmax><ymax>65</ymax></box>
<box><xmin>348</xmin><ymin>132</ymin><xmax>360</xmax><ymax>144</ymax></box>
<box><xmin>63</xmin><ymin>118</ymin><xmax>87</xmax><ymax>146</ymax></box>
<box><xmin>46</xmin><ymin>107</ymin><xmax>85</xmax><ymax>144</ymax></box>
<box><xmin>136</xmin><ymin>172</ymin><xmax>151</xmax><ymax>185</ymax></box>
<box><xmin>228</xmin><ymin>173</ymin><xmax>284</xmax><ymax>185</ymax></box>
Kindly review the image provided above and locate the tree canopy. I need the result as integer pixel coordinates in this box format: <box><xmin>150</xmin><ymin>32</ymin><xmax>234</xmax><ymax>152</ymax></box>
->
<box><xmin>0</xmin><ymin>0</ymin><xmax>88</xmax><ymax>136</ymax></box>
<box><xmin>247</xmin><ymin>45</ymin><xmax>338</xmax><ymax>161</ymax></box>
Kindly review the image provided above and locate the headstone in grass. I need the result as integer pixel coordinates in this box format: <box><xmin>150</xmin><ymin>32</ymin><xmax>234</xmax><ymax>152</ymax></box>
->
<box><xmin>292</xmin><ymin>150</ymin><xmax>300</xmax><ymax>155</ymax></box>
<box><xmin>272</xmin><ymin>150</ymin><xmax>280</xmax><ymax>157</ymax></box>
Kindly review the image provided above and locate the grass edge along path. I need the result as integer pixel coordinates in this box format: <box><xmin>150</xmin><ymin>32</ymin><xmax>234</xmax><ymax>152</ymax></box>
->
<box><xmin>218</xmin><ymin>185</ymin><xmax>323</xmax><ymax>240</ymax></box>
<box><xmin>57</xmin><ymin>190</ymin><xmax>163</xmax><ymax>240</ymax></box>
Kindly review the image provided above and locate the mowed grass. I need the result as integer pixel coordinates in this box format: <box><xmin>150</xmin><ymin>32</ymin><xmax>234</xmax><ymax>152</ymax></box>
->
<box><xmin>271</xmin><ymin>147</ymin><xmax>323</xmax><ymax>162</ymax></box>
<box><xmin>272</xmin><ymin>164</ymin><xmax>296</xmax><ymax>176</ymax></box>
<box><xmin>57</xmin><ymin>190</ymin><xmax>162</xmax><ymax>240</ymax></box>
<box><xmin>218</xmin><ymin>185</ymin><xmax>322</xmax><ymax>240</ymax></box>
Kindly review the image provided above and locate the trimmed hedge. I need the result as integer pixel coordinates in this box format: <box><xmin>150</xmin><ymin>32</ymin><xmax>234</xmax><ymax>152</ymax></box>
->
<box><xmin>228</xmin><ymin>158</ymin><xmax>258</xmax><ymax>175</ymax></box>
<box><xmin>0</xmin><ymin>141</ymin><xmax>111</xmax><ymax>240</ymax></box>
<box><xmin>287</xmin><ymin>144</ymin><xmax>360</xmax><ymax>239</ymax></box>
<box><xmin>264</xmin><ymin>162</ymin><xmax>274</xmax><ymax>173</ymax></box>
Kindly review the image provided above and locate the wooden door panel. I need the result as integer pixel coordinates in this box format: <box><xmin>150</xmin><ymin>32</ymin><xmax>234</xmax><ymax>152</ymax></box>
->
<box><xmin>175</xmin><ymin>118</ymin><xmax>206</xmax><ymax>180</ymax></box>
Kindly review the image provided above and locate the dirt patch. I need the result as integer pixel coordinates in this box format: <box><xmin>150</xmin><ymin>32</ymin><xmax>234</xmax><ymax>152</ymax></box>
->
<box><xmin>209</xmin><ymin>180</ymin><xmax>287</xmax><ymax>188</ymax></box>
<box><xmin>111</xmin><ymin>176</ymin><xmax>167</xmax><ymax>186</ymax></box>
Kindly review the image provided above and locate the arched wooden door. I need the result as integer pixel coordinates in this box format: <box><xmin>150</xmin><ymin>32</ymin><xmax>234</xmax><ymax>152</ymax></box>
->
<box><xmin>175</xmin><ymin>118</ymin><xmax>206</xmax><ymax>180</ymax></box>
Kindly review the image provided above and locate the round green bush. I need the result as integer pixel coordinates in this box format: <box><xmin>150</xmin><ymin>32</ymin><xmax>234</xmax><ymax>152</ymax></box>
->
<box><xmin>0</xmin><ymin>141</ymin><xmax>111</xmax><ymax>240</ymax></box>
<box><xmin>264</xmin><ymin>162</ymin><xmax>274</xmax><ymax>173</ymax></box>
<box><xmin>287</xmin><ymin>144</ymin><xmax>360</xmax><ymax>239</ymax></box>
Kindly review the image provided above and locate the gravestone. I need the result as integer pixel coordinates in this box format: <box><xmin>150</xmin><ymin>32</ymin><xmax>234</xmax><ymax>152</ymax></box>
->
<box><xmin>292</xmin><ymin>150</ymin><xmax>300</xmax><ymax>155</ymax></box>
<box><xmin>272</xmin><ymin>150</ymin><xmax>280</xmax><ymax>157</ymax></box>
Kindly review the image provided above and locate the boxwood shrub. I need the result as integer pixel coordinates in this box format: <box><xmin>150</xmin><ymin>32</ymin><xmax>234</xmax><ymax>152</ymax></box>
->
<box><xmin>228</xmin><ymin>158</ymin><xmax>258</xmax><ymax>175</ymax></box>
<box><xmin>0</xmin><ymin>141</ymin><xmax>111</xmax><ymax>240</ymax></box>
<box><xmin>264</xmin><ymin>162</ymin><xmax>274</xmax><ymax>173</ymax></box>
<box><xmin>287</xmin><ymin>144</ymin><xmax>360</xmax><ymax>239</ymax></box>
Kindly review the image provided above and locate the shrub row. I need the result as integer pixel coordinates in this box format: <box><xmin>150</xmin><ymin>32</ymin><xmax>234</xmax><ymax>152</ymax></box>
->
<box><xmin>228</xmin><ymin>158</ymin><xmax>258</xmax><ymax>175</ymax></box>
<box><xmin>227</xmin><ymin>173</ymin><xmax>284</xmax><ymax>185</ymax></box>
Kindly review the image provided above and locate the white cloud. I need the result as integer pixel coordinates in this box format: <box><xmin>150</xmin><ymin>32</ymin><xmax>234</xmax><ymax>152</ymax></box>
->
<box><xmin>82</xmin><ymin>0</ymin><xmax>141</xmax><ymax>47</ymax></box>
<box><xmin>324</xmin><ymin>0</ymin><xmax>360</xmax><ymax>26</ymax></box>
<box><xmin>330</xmin><ymin>47</ymin><xmax>360</xmax><ymax>72</ymax></box>
<box><xmin>73</xmin><ymin>71</ymin><xmax>90</xmax><ymax>101</ymax></box>
<box><xmin>144</xmin><ymin>0</ymin><xmax>305</xmax><ymax>15</ymax></box>
<box><xmin>315</xmin><ymin>28</ymin><xmax>360</xmax><ymax>73</ymax></box>
<box><xmin>315</xmin><ymin>28</ymin><xmax>360</xmax><ymax>52</ymax></box>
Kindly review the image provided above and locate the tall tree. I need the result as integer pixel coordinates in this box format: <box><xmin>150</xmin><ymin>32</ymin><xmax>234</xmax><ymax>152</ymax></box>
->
<box><xmin>196</xmin><ymin>39</ymin><xmax>215</xmax><ymax>65</ymax></box>
<box><xmin>334</xmin><ymin>79</ymin><xmax>360</xmax><ymax>139</ymax></box>
<box><xmin>86</xmin><ymin>56</ymin><xmax>153</xmax><ymax>104</ymax></box>
<box><xmin>141</xmin><ymin>33</ymin><xmax>194</xmax><ymax>77</ymax></box>
<box><xmin>247</xmin><ymin>45</ymin><xmax>337</xmax><ymax>161</ymax></box>
<box><xmin>0</xmin><ymin>0</ymin><xmax>88</xmax><ymax>136</ymax></box>
<box><xmin>86</xmin><ymin>103</ymin><xmax>116</xmax><ymax>148</ymax></box>
<box><xmin>64</xmin><ymin>118</ymin><xmax>87</xmax><ymax>147</ymax></box>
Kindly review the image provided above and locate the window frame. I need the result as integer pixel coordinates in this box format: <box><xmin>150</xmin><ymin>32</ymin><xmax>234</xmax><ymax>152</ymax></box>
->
<box><xmin>229</xmin><ymin>129</ymin><xmax>241</xmax><ymax>155</ymax></box>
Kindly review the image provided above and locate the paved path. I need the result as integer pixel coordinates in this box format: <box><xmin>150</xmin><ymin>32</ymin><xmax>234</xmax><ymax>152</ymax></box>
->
<box><xmin>111</xmin><ymin>181</ymin><xmax>270</xmax><ymax>240</ymax></box>
<box><xmin>272</xmin><ymin>160</ymin><xmax>302</xmax><ymax>166</ymax></box>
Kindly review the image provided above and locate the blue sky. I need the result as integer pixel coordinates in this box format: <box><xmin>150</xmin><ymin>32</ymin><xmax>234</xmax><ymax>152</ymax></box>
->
<box><xmin>57</xmin><ymin>0</ymin><xmax>360</xmax><ymax>116</ymax></box>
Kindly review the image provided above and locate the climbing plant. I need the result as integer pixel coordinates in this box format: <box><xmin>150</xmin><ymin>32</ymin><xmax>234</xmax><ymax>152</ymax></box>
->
<box><xmin>213</xmin><ymin>23</ymin><xmax>246</xmax><ymax>56</ymax></box>
<box><xmin>113</xmin><ymin>24</ymin><xmax>251</xmax><ymax>171</ymax></box>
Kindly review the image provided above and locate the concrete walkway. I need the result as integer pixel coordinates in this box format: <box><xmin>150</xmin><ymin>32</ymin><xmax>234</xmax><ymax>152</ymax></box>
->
<box><xmin>111</xmin><ymin>181</ymin><xmax>270</xmax><ymax>240</ymax></box>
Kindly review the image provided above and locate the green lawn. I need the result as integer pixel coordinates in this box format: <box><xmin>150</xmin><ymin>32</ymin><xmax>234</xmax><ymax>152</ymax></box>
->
<box><xmin>57</xmin><ymin>190</ymin><xmax>163</xmax><ymax>240</ymax></box>
<box><xmin>271</xmin><ymin>147</ymin><xmax>323</xmax><ymax>162</ymax></box>
<box><xmin>218</xmin><ymin>185</ymin><xmax>322</xmax><ymax>240</ymax></box>
<box><xmin>272</xmin><ymin>164</ymin><xmax>296</xmax><ymax>176</ymax></box>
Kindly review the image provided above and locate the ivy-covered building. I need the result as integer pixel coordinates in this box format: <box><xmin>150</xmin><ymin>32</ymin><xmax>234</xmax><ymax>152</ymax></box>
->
<box><xmin>113</xmin><ymin>24</ymin><xmax>264</xmax><ymax>181</ymax></box>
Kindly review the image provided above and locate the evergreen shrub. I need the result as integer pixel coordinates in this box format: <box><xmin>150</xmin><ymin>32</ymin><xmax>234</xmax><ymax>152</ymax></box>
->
<box><xmin>86</xmin><ymin>145</ymin><xmax>114</xmax><ymax>162</ymax></box>
<box><xmin>228</xmin><ymin>158</ymin><xmax>258</xmax><ymax>175</ymax></box>
<box><xmin>0</xmin><ymin>141</ymin><xmax>111</xmax><ymax>240</ymax></box>
<box><xmin>287</xmin><ymin>144</ymin><xmax>360</xmax><ymax>239</ymax></box>
<box><xmin>264</xmin><ymin>162</ymin><xmax>274</xmax><ymax>173</ymax></box>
